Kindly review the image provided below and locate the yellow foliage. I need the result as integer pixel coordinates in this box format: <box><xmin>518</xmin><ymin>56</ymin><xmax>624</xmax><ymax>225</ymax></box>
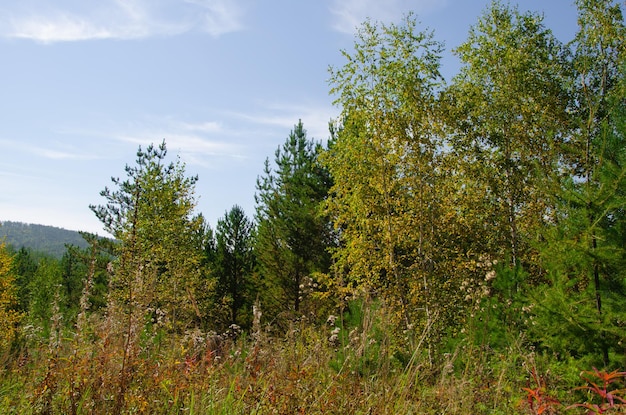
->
<box><xmin>0</xmin><ymin>241</ymin><xmax>22</xmax><ymax>351</ymax></box>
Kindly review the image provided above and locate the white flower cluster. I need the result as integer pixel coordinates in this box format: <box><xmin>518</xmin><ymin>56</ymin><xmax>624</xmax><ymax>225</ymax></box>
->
<box><xmin>329</xmin><ymin>326</ymin><xmax>341</xmax><ymax>346</ymax></box>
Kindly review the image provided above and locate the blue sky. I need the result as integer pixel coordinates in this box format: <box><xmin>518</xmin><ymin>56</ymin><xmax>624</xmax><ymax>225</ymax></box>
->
<box><xmin>0</xmin><ymin>0</ymin><xmax>579</xmax><ymax>236</ymax></box>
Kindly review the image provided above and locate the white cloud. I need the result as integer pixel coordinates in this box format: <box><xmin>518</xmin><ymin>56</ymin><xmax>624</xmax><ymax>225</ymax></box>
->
<box><xmin>329</xmin><ymin>0</ymin><xmax>446</xmax><ymax>34</ymax></box>
<box><xmin>105</xmin><ymin>102</ymin><xmax>336</xmax><ymax>170</ymax></box>
<box><xmin>0</xmin><ymin>0</ymin><xmax>247</xmax><ymax>43</ymax></box>
<box><xmin>227</xmin><ymin>101</ymin><xmax>338</xmax><ymax>143</ymax></box>
<box><xmin>179</xmin><ymin>121</ymin><xmax>223</xmax><ymax>133</ymax></box>
<box><xmin>7</xmin><ymin>14</ymin><xmax>115</xmax><ymax>42</ymax></box>
<box><xmin>184</xmin><ymin>0</ymin><xmax>245</xmax><ymax>37</ymax></box>
<box><xmin>34</xmin><ymin>147</ymin><xmax>97</xmax><ymax>160</ymax></box>
<box><xmin>103</xmin><ymin>117</ymin><xmax>246</xmax><ymax>168</ymax></box>
<box><xmin>116</xmin><ymin>132</ymin><xmax>245</xmax><ymax>167</ymax></box>
<box><xmin>0</xmin><ymin>138</ymin><xmax>101</xmax><ymax>160</ymax></box>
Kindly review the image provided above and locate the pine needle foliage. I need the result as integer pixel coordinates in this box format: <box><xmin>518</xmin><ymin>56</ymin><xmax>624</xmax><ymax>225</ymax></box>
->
<box><xmin>255</xmin><ymin>120</ymin><xmax>334</xmax><ymax>323</ymax></box>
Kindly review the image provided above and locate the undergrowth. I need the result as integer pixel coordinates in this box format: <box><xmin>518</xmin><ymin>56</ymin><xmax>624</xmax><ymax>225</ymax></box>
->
<box><xmin>0</xmin><ymin>300</ymin><xmax>624</xmax><ymax>414</ymax></box>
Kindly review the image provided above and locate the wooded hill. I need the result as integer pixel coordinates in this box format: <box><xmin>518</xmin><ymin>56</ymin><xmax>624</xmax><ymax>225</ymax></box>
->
<box><xmin>0</xmin><ymin>221</ymin><xmax>88</xmax><ymax>257</ymax></box>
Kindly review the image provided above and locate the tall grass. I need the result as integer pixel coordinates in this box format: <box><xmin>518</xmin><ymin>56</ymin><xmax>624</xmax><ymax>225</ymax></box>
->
<box><xmin>1</xmin><ymin>299</ymin><xmax>623</xmax><ymax>414</ymax></box>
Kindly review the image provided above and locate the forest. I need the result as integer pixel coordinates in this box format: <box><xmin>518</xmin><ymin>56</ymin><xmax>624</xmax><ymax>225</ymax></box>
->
<box><xmin>1</xmin><ymin>0</ymin><xmax>625</xmax><ymax>413</ymax></box>
<box><xmin>0</xmin><ymin>222</ymin><xmax>89</xmax><ymax>258</ymax></box>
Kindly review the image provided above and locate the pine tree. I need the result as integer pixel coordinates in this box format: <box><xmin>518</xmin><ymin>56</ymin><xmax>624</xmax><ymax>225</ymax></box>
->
<box><xmin>532</xmin><ymin>0</ymin><xmax>626</xmax><ymax>367</ymax></box>
<box><xmin>11</xmin><ymin>246</ymin><xmax>38</xmax><ymax>313</ymax></box>
<box><xmin>213</xmin><ymin>205</ymin><xmax>256</xmax><ymax>330</ymax></box>
<box><xmin>255</xmin><ymin>120</ymin><xmax>333</xmax><ymax>321</ymax></box>
<box><xmin>60</xmin><ymin>244</ymin><xmax>88</xmax><ymax>320</ymax></box>
<box><xmin>90</xmin><ymin>140</ymin><xmax>208</xmax><ymax>333</ymax></box>
<box><xmin>28</xmin><ymin>256</ymin><xmax>63</xmax><ymax>339</ymax></box>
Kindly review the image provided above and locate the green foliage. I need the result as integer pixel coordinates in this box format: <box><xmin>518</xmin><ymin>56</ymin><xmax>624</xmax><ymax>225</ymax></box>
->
<box><xmin>327</xmin><ymin>13</ymin><xmax>438</xmax><ymax>315</ymax></box>
<box><xmin>526</xmin><ymin>0</ymin><xmax>626</xmax><ymax>368</ymax></box>
<box><xmin>324</xmin><ymin>13</ymin><xmax>493</xmax><ymax>361</ymax></box>
<box><xmin>27</xmin><ymin>256</ymin><xmax>63</xmax><ymax>339</ymax></box>
<box><xmin>464</xmin><ymin>263</ymin><xmax>530</xmax><ymax>354</ymax></box>
<box><xmin>90</xmin><ymin>140</ymin><xmax>209</xmax><ymax>333</ymax></box>
<box><xmin>255</xmin><ymin>120</ymin><xmax>334</xmax><ymax>322</ymax></box>
<box><xmin>325</xmin><ymin>14</ymin><xmax>444</xmax><ymax>295</ymax></box>
<box><xmin>60</xmin><ymin>245</ymin><xmax>86</xmax><ymax>313</ymax></box>
<box><xmin>212</xmin><ymin>205</ymin><xmax>256</xmax><ymax>330</ymax></box>
<box><xmin>0</xmin><ymin>221</ymin><xmax>89</xmax><ymax>258</ymax></box>
<box><xmin>328</xmin><ymin>298</ymin><xmax>405</xmax><ymax>379</ymax></box>
<box><xmin>447</xmin><ymin>0</ymin><xmax>569</xmax><ymax>271</ymax></box>
<box><xmin>60</xmin><ymin>233</ymin><xmax>114</xmax><ymax>319</ymax></box>
<box><xmin>10</xmin><ymin>246</ymin><xmax>38</xmax><ymax>313</ymax></box>
<box><xmin>531</xmin><ymin>90</ymin><xmax>626</xmax><ymax>367</ymax></box>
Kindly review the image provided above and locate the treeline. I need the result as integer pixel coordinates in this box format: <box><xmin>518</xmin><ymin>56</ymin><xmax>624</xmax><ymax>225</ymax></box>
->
<box><xmin>0</xmin><ymin>0</ymin><xmax>625</xmax><ymax>413</ymax></box>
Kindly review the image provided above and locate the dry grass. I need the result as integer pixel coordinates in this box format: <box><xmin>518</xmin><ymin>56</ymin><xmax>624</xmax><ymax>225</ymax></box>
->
<box><xmin>0</xmin><ymin>302</ymin><xmax>622</xmax><ymax>414</ymax></box>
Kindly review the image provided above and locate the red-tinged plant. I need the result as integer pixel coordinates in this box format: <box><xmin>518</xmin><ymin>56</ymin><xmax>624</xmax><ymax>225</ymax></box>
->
<box><xmin>523</xmin><ymin>367</ymin><xmax>561</xmax><ymax>415</ymax></box>
<box><xmin>568</xmin><ymin>368</ymin><xmax>626</xmax><ymax>414</ymax></box>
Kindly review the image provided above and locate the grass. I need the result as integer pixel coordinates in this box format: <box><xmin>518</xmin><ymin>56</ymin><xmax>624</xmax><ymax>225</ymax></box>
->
<box><xmin>0</xmin><ymin>301</ymin><xmax>624</xmax><ymax>414</ymax></box>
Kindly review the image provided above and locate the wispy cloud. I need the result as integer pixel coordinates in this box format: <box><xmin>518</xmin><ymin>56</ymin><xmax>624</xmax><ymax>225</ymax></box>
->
<box><xmin>2</xmin><ymin>100</ymin><xmax>335</xmax><ymax>171</ymax></box>
<box><xmin>0</xmin><ymin>138</ymin><xmax>102</xmax><ymax>160</ymax></box>
<box><xmin>329</xmin><ymin>0</ymin><xmax>447</xmax><ymax>34</ymax></box>
<box><xmin>104</xmin><ymin>102</ymin><xmax>336</xmax><ymax>168</ymax></box>
<box><xmin>0</xmin><ymin>0</ymin><xmax>247</xmax><ymax>43</ymax></box>
<box><xmin>184</xmin><ymin>0</ymin><xmax>245</xmax><ymax>37</ymax></box>
<box><xmin>226</xmin><ymin>101</ymin><xmax>338</xmax><ymax>143</ymax></box>
<box><xmin>178</xmin><ymin>120</ymin><xmax>223</xmax><ymax>133</ymax></box>
<box><xmin>100</xmin><ymin>117</ymin><xmax>246</xmax><ymax>167</ymax></box>
<box><xmin>115</xmin><ymin>132</ymin><xmax>245</xmax><ymax>167</ymax></box>
<box><xmin>34</xmin><ymin>147</ymin><xmax>99</xmax><ymax>160</ymax></box>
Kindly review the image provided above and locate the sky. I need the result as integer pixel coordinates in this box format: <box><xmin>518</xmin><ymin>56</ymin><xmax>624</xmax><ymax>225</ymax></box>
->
<box><xmin>0</xmin><ymin>0</ymin><xmax>581</xmax><ymax>236</ymax></box>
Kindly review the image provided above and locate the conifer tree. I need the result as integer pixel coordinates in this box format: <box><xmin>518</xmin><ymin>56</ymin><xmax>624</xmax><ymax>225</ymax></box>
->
<box><xmin>213</xmin><ymin>205</ymin><xmax>256</xmax><ymax>329</ymax></box>
<box><xmin>60</xmin><ymin>244</ymin><xmax>88</xmax><ymax>320</ymax></box>
<box><xmin>60</xmin><ymin>233</ymin><xmax>113</xmax><ymax>319</ymax></box>
<box><xmin>28</xmin><ymin>256</ymin><xmax>63</xmax><ymax>339</ymax></box>
<box><xmin>255</xmin><ymin>120</ymin><xmax>333</xmax><ymax>320</ymax></box>
<box><xmin>532</xmin><ymin>0</ymin><xmax>626</xmax><ymax>367</ymax></box>
<box><xmin>12</xmin><ymin>246</ymin><xmax>38</xmax><ymax>313</ymax></box>
<box><xmin>90</xmin><ymin>140</ymin><xmax>208</xmax><ymax>333</ymax></box>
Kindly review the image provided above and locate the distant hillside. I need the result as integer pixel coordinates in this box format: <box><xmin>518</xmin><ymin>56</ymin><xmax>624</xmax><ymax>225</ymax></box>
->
<box><xmin>0</xmin><ymin>221</ymin><xmax>89</xmax><ymax>258</ymax></box>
